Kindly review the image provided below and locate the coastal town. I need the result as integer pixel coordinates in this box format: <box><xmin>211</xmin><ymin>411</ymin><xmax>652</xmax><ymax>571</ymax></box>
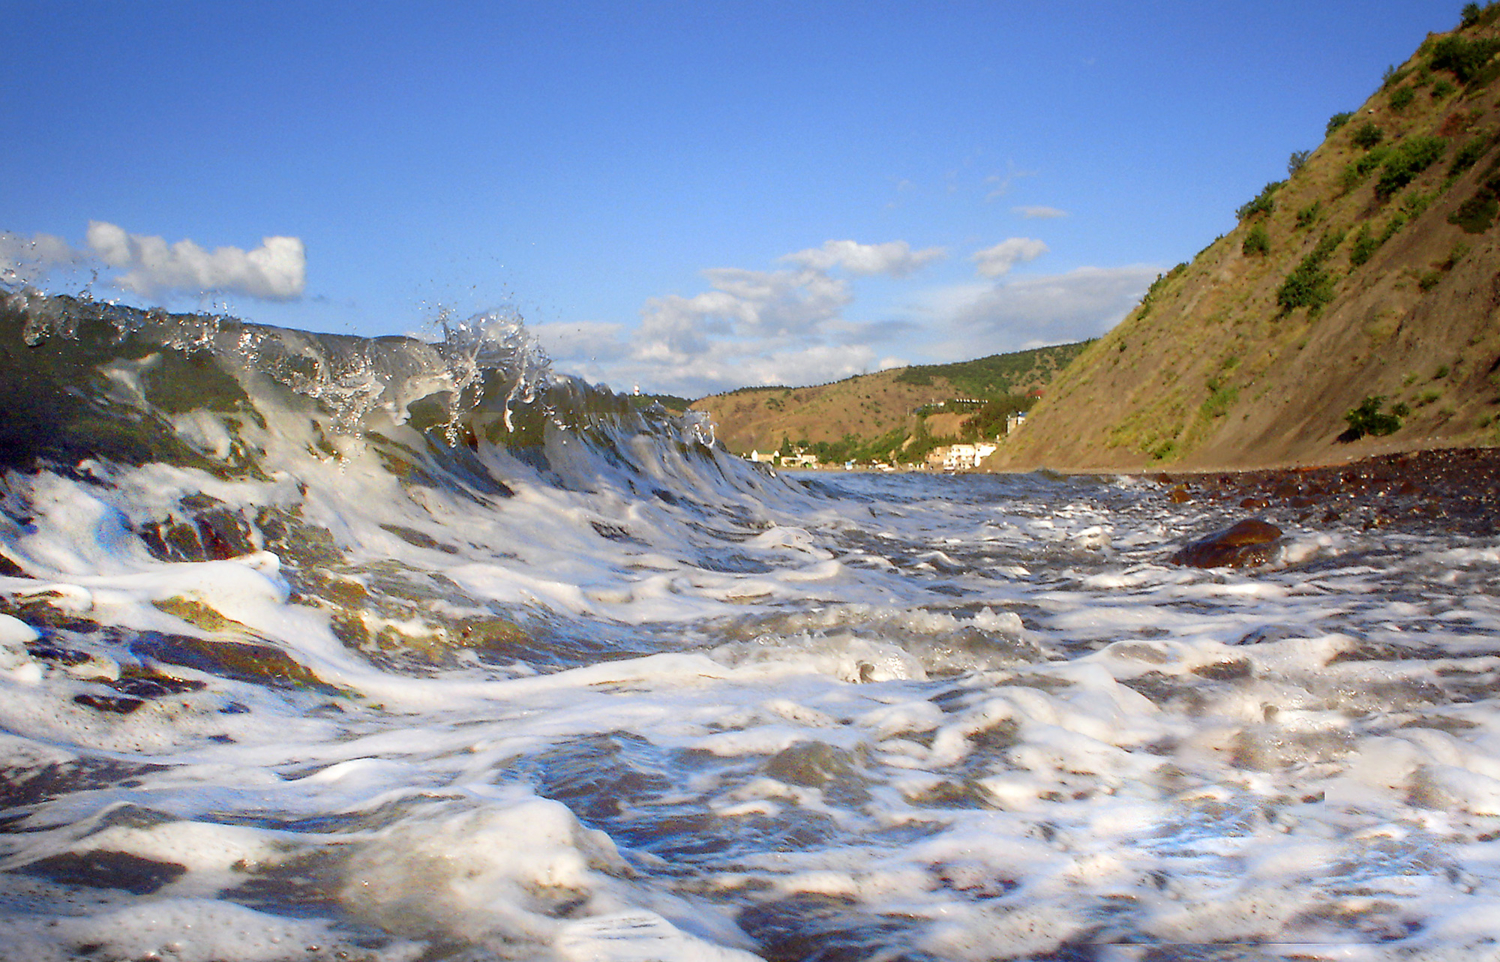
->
<box><xmin>745</xmin><ymin>409</ymin><xmax>1026</xmax><ymax>472</ymax></box>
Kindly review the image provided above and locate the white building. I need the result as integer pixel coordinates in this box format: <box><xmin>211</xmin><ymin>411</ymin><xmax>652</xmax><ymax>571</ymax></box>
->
<box><xmin>939</xmin><ymin>442</ymin><xmax>998</xmax><ymax>470</ymax></box>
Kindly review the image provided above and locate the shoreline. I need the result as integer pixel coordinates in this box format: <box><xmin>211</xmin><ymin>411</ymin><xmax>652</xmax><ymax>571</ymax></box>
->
<box><xmin>778</xmin><ymin>446</ymin><xmax>1500</xmax><ymax>537</ymax></box>
<box><xmin>1145</xmin><ymin>445</ymin><xmax>1500</xmax><ymax>537</ymax></box>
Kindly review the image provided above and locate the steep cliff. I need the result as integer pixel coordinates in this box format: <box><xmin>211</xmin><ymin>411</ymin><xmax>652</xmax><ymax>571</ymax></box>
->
<box><xmin>993</xmin><ymin>8</ymin><xmax>1500</xmax><ymax>472</ymax></box>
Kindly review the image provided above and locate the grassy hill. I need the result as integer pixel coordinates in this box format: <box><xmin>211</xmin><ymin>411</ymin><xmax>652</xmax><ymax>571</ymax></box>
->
<box><xmin>690</xmin><ymin>343</ymin><xmax>1085</xmax><ymax>459</ymax></box>
<box><xmin>992</xmin><ymin>5</ymin><xmax>1500</xmax><ymax>472</ymax></box>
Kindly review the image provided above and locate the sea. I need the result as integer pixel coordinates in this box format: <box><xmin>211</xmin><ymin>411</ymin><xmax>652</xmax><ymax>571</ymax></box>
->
<box><xmin>2</xmin><ymin>289</ymin><xmax>1500</xmax><ymax>962</ymax></box>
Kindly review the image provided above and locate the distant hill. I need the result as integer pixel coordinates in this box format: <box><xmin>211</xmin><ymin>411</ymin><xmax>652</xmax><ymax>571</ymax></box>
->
<box><xmin>691</xmin><ymin>343</ymin><xmax>1086</xmax><ymax>458</ymax></box>
<box><xmin>629</xmin><ymin>393</ymin><xmax>691</xmax><ymax>415</ymax></box>
<box><xmin>993</xmin><ymin>5</ymin><xmax>1500</xmax><ymax>472</ymax></box>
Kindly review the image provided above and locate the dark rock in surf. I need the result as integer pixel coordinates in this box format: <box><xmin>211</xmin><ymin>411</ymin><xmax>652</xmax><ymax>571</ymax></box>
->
<box><xmin>1170</xmin><ymin>518</ymin><xmax>1283</xmax><ymax>568</ymax></box>
<box><xmin>22</xmin><ymin>850</ymin><xmax>186</xmax><ymax>895</ymax></box>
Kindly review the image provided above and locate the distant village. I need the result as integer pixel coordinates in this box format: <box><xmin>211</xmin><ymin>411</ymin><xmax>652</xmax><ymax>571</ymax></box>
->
<box><xmin>744</xmin><ymin>410</ymin><xmax>1028</xmax><ymax>472</ymax></box>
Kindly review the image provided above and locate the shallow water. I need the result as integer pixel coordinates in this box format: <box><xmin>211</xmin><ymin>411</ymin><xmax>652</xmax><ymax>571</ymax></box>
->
<box><xmin>2</xmin><ymin>293</ymin><xmax>1500</xmax><ymax>961</ymax></box>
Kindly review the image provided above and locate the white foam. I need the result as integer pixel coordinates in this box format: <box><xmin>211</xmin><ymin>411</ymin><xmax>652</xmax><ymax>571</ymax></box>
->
<box><xmin>7</xmin><ymin>382</ymin><xmax>1500</xmax><ymax>961</ymax></box>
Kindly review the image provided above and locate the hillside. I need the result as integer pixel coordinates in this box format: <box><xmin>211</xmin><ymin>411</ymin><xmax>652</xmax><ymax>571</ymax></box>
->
<box><xmin>992</xmin><ymin>7</ymin><xmax>1500</xmax><ymax>473</ymax></box>
<box><xmin>691</xmin><ymin>343</ymin><xmax>1085</xmax><ymax>457</ymax></box>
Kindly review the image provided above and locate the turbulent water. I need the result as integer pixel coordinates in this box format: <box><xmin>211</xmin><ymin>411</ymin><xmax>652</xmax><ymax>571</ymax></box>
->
<box><xmin>2</xmin><ymin>291</ymin><xmax>1500</xmax><ymax>961</ymax></box>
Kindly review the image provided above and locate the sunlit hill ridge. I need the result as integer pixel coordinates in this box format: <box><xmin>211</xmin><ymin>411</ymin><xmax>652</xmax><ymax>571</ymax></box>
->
<box><xmin>993</xmin><ymin>5</ymin><xmax>1500</xmax><ymax>472</ymax></box>
<box><xmin>690</xmin><ymin>343</ymin><xmax>1087</xmax><ymax>466</ymax></box>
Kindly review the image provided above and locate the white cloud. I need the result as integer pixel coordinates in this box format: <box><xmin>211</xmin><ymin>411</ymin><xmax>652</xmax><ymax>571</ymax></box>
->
<box><xmin>601</xmin><ymin>340</ymin><xmax>885</xmax><ymax>400</ymax></box>
<box><xmin>85</xmin><ymin>221</ymin><xmax>306</xmax><ymax>301</ymax></box>
<box><xmin>1014</xmin><ymin>205</ymin><xmax>1068</xmax><ymax>219</ymax></box>
<box><xmin>917</xmin><ymin>264</ymin><xmax>1157</xmax><ymax>359</ymax></box>
<box><xmin>601</xmin><ymin>239</ymin><xmax>946</xmax><ymax>396</ymax></box>
<box><xmin>633</xmin><ymin>267</ymin><xmax>849</xmax><ymax>370</ymax></box>
<box><xmin>780</xmin><ymin>239</ymin><xmax>945</xmax><ymax>277</ymax></box>
<box><xmin>972</xmin><ymin>238</ymin><xmax>1049</xmax><ymax>278</ymax></box>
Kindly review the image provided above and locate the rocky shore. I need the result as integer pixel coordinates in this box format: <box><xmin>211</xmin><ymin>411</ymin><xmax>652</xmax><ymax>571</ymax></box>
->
<box><xmin>1151</xmin><ymin>447</ymin><xmax>1500</xmax><ymax>563</ymax></box>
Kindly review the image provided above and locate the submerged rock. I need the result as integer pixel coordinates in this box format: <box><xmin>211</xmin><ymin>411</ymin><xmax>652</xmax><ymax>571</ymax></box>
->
<box><xmin>1170</xmin><ymin>518</ymin><xmax>1283</xmax><ymax>568</ymax></box>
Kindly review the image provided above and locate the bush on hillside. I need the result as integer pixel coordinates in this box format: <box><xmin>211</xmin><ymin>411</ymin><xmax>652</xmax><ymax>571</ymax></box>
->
<box><xmin>1341</xmin><ymin>145</ymin><xmax>1391</xmax><ymax>193</ymax></box>
<box><xmin>1375</xmin><ymin>136</ymin><xmax>1447</xmax><ymax>200</ymax></box>
<box><xmin>1348</xmin><ymin>225</ymin><xmax>1380</xmax><ymax>269</ymax></box>
<box><xmin>1277</xmin><ymin>231</ymin><xmax>1344</xmax><ymax>315</ymax></box>
<box><xmin>1236</xmin><ymin>181</ymin><xmax>1282</xmax><ymax>221</ymax></box>
<box><xmin>1134</xmin><ymin>263</ymin><xmax>1188</xmax><ymax>319</ymax></box>
<box><xmin>1449</xmin><ymin>172</ymin><xmax>1500</xmax><ymax>232</ymax></box>
<box><xmin>1287</xmin><ymin>150</ymin><xmax>1311</xmax><ymax>176</ymax></box>
<box><xmin>1450</xmin><ymin>136</ymin><xmax>1492</xmax><ymax>176</ymax></box>
<box><xmin>1389</xmin><ymin>86</ymin><xmax>1416</xmax><ymax>112</ymax></box>
<box><xmin>1352</xmin><ymin>122</ymin><xmax>1385</xmax><ymax>149</ymax></box>
<box><xmin>1340</xmin><ymin>396</ymin><xmax>1407</xmax><ymax>441</ymax></box>
<box><xmin>1463</xmin><ymin>3</ymin><xmax>1482</xmax><ymax>28</ymax></box>
<box><xmin>1242</xmin><ymin>223</ymin><xmax>1269</xmax><ymax>256</ymax></box>
<box><xmin>1326</xmin><ymin>111</ymin><xmax>1354</xmax><ymax>137</ymax></box>
<box><xmin>1428</xmin><ymin>35</ymin><xmax>1500</xmax><ymax>84</ymax></box>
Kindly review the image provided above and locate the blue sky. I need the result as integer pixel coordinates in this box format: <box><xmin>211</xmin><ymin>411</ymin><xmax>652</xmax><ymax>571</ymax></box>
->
<box><xmin>2</xmin><ymin>0</ymin><xmax>1453</xmax><ymax>397</ymax></box>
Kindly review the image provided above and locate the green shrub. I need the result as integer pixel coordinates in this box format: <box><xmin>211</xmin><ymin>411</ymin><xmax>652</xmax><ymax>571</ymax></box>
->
<box><xmin>1401</xmin><ymin>191</ymin><xmax>1433</xmax><ymax>219</ymax></box>
<box><xmin>1449</xmin><ymin>190</ymin><xmax>1500</xmax><ymax>232</ymax></box>
<box><xmin>1462</xmin><ymin>2</ymin><xmax>1482</xmax><ymax>27</ymax></box>
<box><xmin>1389</xmin><ymin>87</ymin><xmax>1416</xmax><ymax>112</ymax></box>
<box><xmin>1295</xmin><ymin>201</ymin><xmax>1322</xmax><ymax>229</ymax></box>
<box><xmin>1200</xmin><ymin>379</ymin><xmax>1239</xmax><ymax>420</ymax></box>
<box><xmin>1277</xmin><ymin>230</ymin><xmax>1344</xmax><ymax>315</ymax></box>
<box><xmin>1242</xmin><ymin>223</ymin><xmax>1269</xmax><ymax>256</ymax></box>
<box><xmin>1277</xmin><ymin>266</ymin><xmax>1334</xmax><ymax>314</ymax></box>
<box><xmin>1288</xmin><ymin>150</ymin><xmax>1311</xmax><ymax>176</ymax></box>
<box><xmin>1342</xmin><ymin>396</ymin><xmax>1404</xmax><ymax>440</ymax></box>
<box><xmin>1375</xmin><ymin>136</ymin><xmax>1447</xmax><ymax>200</ymax></box>
<box><xmin>1349</xmin><ymin>225</ymin><xmax>1381</xmax><ymax>269</ymax></box>
<box><xmin>1432</xmin><ymin>78</ymin><xmax>1458</xmax><ymax>99</ymax></box>
<box><xmin>1341</xmin><ymin>145</ymin><xmax>1391</xmax><ymax>193</ymax></box>
<box><xmin>1352</xmin><ymin>122</ymin><xmax>1385</xmax><ymax>149</ymax></box>
<box><xmin>1428</xmin><ymin>35</ymin><xmax>1500</xmax><ymax>84</ymax></box>
<box><xmin>1236</xmin><ymin>181</ymin><xmax>1282</xmax><ymax>221</ymax></box>
<box><xmin>1326</xmin><ymin>111</ymin><xmax>1354</xmax><ymax>136</ymax></box>
<box><xmin>1450</xmin><ymin>136</ymin><xmax>1490</xmax><ymax>177</ymax></box>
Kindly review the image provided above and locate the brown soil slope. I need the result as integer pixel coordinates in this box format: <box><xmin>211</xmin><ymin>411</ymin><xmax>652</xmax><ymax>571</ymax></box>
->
<box><xmin>692</xmin><ymin>346</ymin><xmax>1078</xmax><ymax>455</ymax></box>
<box><xmin>993</xmin><ymin>12</ymin><xmax>1500</xmax><ymax>473</ymax></box>
<box><xmin>691</xmin><ymin>371</ymin><xmax>956</xmax><ymax>455</ymax></box>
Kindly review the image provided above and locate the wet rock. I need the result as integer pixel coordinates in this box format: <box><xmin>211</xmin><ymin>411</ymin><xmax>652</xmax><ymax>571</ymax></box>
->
<box><xmin>738</xmin><ymin>892</ymin><xmax>918</xmax><ymax>962</ymax></box>
<box><xmin>131</xmin><ymin>631</ymin><xmax>342</xmax><ymax>695</ymax></box>
<box><xmin>22</xmin><ymin>850</ymin><xmax>186</xmax><ymax>894</ymax></box>
<box><xmin>763</xmin><ymin>741</ymin><xmax>870</xmax><ymax>805</ymax></box>
<box><xmin>1169</xmin><ymin>518</ymin><xmax>1283</xmax><ymax>569</ymax></box>
<box><xmin>139</xmin><ymin>496</ymin><xmax>260</xmax><ymax>562</ymax></box>
<box><xmin>0</xmin><ymin>758</ymin><xmax>166</xmax><ymax>810</ymax></box>
<box><xmin>72</xmin><ymin>692</ymin><xmax>145</xmax><ymax>714</ymax></box>
<box><xmin>1192</xmin><ymin>658</ymin><xmax>1253</xmax><ymax>681</ymax></box>
<box><xmin>1153</xmin><ymin>449</ymin><xmax>1500</xmax><ymax>537</ymax></box>
<box><xmin>765</xmin><ymin>741</ymin><xmax>859</xmax><ymax>788</ymax></box>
